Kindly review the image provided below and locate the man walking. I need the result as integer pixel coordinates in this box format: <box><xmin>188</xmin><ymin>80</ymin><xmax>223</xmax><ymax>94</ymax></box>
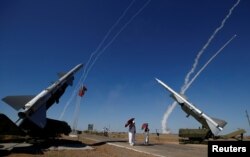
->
<box><xmin>143</xmin><ymin>124</ymin><xmax>149</xmax><ymax>145</ymax></box>
<box><xmin>128</xmin><ymin>120</ymin><xmax>136</xmax><ymax>146</ymax></box>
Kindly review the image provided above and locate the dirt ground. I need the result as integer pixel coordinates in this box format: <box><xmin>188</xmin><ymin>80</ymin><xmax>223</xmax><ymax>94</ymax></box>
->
<box><xmin>1</xmin><ymin>132</ymin><xmax>179</xmax><ymax>157</ymax></box>
<box><xmin>2</xmin><ymin>132</ymin><xmax>249</xmax><ymax>157</ymax></box>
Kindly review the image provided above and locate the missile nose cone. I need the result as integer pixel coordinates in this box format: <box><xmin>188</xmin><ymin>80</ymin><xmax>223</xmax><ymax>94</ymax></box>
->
<box><xmin>155</xmin><ymin>78</ymin><xmax>161</xmax><ymax>83</ymax></box>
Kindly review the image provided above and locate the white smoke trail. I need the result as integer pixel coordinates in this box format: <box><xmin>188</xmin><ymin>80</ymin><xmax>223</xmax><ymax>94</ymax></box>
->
<box><xmin>80</xmin><ymin>0</ymin><xmax>136</xmax><ymax>83</ymax></box>
<box><xmin>183</xmin><ymin>34</ymin><xmax>236</xmax><ymax>92</ymax></box>
<box><xmin>71</xmin><ymin>94</ymin><xmax>82</xmax><ymax>133</ymax></box>
<box><xmin>181</xmin><ymin>0</ymin><xmax>240</xmax><ymax>92</ymax></box>
<box><xmin>161</xmin><ymin>34</ymin><xmax>238</xmax><ymax>133</ymax></box>
<box><xmin>161</xmin><ymin>0</ymin><xmax>241</xmax><ymax>133</ymax></box>
<box><xmin>161</xmin><ymin>102</ymin><xmax>177</xmax><ymax>133</ymax></box>
<box><xmin>73</xmin><ymin>0</ymin><xmax>151</xmax><ymax>132</ymax></box>
<box><xmin>161</xmin><ymin>35</ymin><xmax>237</xmax><ymax>133</ymax></box>
<box><xmin>59</xmin><ymin>81</ymin><xmax>79</xmax><ymax>120</ymax></box>
<box><xmin>59</xmin><ymin>0</ymin><xmax>151</xmax><ymax>123</ymax></box>
<box><xmin>82</xmin><ymin>0</ymin><xmax>151</xmax><ymax>82</ymax></box>
<box><xmin>59</xmin><ymin>0</ymin><xmax>137</xmax><ymax>120</ymax></box>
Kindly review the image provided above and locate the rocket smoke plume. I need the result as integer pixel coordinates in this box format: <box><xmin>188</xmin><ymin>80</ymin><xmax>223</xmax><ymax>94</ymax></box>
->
<box><xmin>161</xmin><ymin>35</ymin><xmax>236</xmax><ymax>134</ymax></box>
<box><xmin>161</xmin><ymin>0</ymin><xmax>240</xmax><ymax>134</ymax></box>
<box><xmin>82</xmin><ymin>0</ymin><xmax>151</xmax><ymax>82</ymax></box>
<box><xmin>59</xmin><ymin>0</ymin><xmax>151</xmax><ymax>122</ymax></box>
<box><xmin>183</xmin><ymin>35</ymin><xmax>237</xmax><ymax>91</ymax></box>
<box><xmin>70</xmin><ymin>0</ymin><xmax>151</xmax><ymax>130</ymax></box>
<box><xmin>59</xmin><ymin>0</ymin><xmax>137</xmax><ymax>120</ymax></box>
<box><xmin>181</xmin><ymin>0</ymin><xmax>240</xmax><ymax>93</ymax></box>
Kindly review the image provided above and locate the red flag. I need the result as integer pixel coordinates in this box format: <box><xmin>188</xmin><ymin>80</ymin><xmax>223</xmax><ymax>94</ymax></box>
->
<box><xmin>78</xmin><ymin>85</ymin><xmax>87</xmax><ymax>97</ymax></box>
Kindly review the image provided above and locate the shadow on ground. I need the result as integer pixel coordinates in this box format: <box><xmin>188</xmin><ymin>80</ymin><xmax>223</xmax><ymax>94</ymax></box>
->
<box><xmin>0</xmin><ymin>139</ymin><xmax>89</xmax><ymax>156</ymax></box>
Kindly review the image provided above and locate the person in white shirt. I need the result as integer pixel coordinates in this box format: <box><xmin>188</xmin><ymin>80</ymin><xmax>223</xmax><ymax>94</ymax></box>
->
<box><xmin>143</xmin><ymin>125</ymin><xmax>149</xmax><ymax>145</ymax></box>
<box><xmin>128</xmin><ymin>120</ymin><xmax>136</xmax><ymax>146</ymax></box>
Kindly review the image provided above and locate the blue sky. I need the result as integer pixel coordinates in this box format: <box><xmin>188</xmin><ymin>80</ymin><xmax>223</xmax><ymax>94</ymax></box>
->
<box><xmin>0</xmin><ymin>0</ymin><xmax>250</xmax><ymax>135</ymax></box>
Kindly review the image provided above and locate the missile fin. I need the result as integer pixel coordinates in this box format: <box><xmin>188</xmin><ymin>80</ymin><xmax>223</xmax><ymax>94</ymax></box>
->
<box><xmin>29</xmin><ymin>105</ymin><xmax>47</xmax><ymax>128</ymax></box>
<box><xmin>2</xmin><ymin>95</ymin><xmax>35</xmax><ymax>110</ymax></box>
